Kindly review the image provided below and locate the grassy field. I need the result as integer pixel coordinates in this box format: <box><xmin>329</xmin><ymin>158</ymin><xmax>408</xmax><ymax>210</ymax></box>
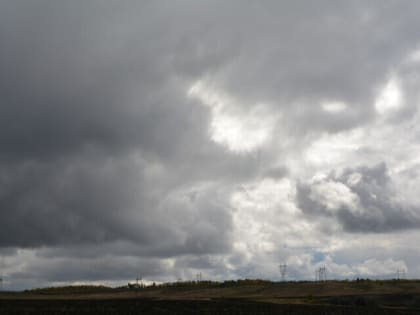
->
<box><xmin>0</xmin><ymin>280</ymin><xmax>420</xmax><ymax>314</ymax></box>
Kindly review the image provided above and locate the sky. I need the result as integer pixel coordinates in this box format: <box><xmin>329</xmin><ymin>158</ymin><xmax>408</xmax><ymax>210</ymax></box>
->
<box><xmin>1</xmin><ymin>1</ymin><xmax>420</xmax><ymax>290</ymax></box>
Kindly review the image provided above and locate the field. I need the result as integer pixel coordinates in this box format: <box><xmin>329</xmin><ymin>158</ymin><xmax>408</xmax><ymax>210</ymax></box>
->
<box><xmin>1</xmin><ymin>280</ymin><xmax>420</xmax><ymax>314</ymax></box>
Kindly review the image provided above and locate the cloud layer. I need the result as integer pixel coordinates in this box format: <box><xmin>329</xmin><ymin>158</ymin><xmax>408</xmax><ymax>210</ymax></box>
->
<box><xmin>1</xmin><ymin>1</ymin><xmax>420</xmax><ymax>289</ymax></box>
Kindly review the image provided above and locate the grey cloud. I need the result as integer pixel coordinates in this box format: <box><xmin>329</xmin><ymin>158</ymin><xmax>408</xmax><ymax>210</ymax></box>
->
<box><xmin>0</xmin><ymin>154</ymin><xmax>234</xmax><ymax>257</ymax></box>
<box><xmin>0</xmin><ymin>1</ymin><xmax>223</xmax><ymax>163</ymax></box>
<box><xmin>297</xmin><ymin>163</ymin><xmax>420</xmax><ymax>232</ymax></box>
<box><xmin>0</xmin><ymin>1</ymin><xmax>246</xmax><ymax>254</ymax></box>
<box><xmin>8</xmin><ymin>253</ymin><xmax>169</xmax><ymax>285</ymax></box>
<box><xmin>199</xmin><ymin>1</ymin><xmax>420</xmax><ymax>132</ymax></box>
<box><xmin>2</xmin><ymin>1</ymin><xmax>420</xmax><ymax>165</ymax></box>
<box><xmin>0</xmin><ymin>155</ymin><xmax>155</xmax><ymax>247</ymax></box>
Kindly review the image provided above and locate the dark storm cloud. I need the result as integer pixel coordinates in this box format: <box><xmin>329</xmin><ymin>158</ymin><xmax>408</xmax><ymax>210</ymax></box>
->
<box><xmin>0</xmin><ymin>155</ymin><xmax>152</xmax><ymax>247</ymax></box>
<box><xmin>0</xmin><ymin>152</ymin><xmax>234</xmax><ymax>255</ymax></box>
<box><xmin>0</xmin><ymin>1</ymin><xmax>208</xmax><ymax>162</ymax></box>
<box><xmin>0</xmin><ymin>1</ymin><xmax>243</xmax><ymax>251</ymax></box>
<box><xmin>2</xmin><ymin>0</ymin><xmax>420</xmax><ymax>163</ymax></box>
<box><xmin>0</xmin><ymin>0</ymin><xmax>272</xmax><ymax>253</ymax></box>
<box><xmin>11</xmin><ymin>255</ymin><xmax>167</xmax><ymax>283</ymax></box>
<box><xmin>297</xmin><ymin>163</ymin><xmax>420</xmax><ymax>233</ymax></box>
<box><xmin>2</xmin><ymin>0</ymin><xmax>419</xmax><ymax>164</ymax></box>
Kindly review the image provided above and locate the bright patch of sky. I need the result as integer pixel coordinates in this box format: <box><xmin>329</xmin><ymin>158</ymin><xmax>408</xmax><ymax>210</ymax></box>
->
<box><xmin>188</xmin><ymin>80</ymin><xmax>276</xmax><ymax>154</ymax></box>
<box><xmin>375</xmin><ymin>77</ymin><xmax>404</xmax><ymax>115</ymax></box>
<box><xmin>321</xmin><ymin>101</ymin><xmax>347</xmax><ymax>113</ymax></box>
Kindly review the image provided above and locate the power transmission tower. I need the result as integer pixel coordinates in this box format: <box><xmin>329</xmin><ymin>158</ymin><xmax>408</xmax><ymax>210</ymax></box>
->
<box><xmin>0</xmin><ymin>257</ymin><xmax>3</xmax><ymax>291</ymax></box>
<box><xmin>136</xmin><ymin>273</ymin><xmax>142</xmax><ymax>287</ymax></box>
<box><xmin>397</xmin><ymin>269</ymin><xmax>406</xmax><ymax>280</ymax></box>
<box><xmin>196</xmin><ymin>272</ymin><xmax>202</xmax><ymax>283</ymax></box>
<box><xmin>279</xmin><ymin>264</ymin><xmax>287</xmax><ymax>281</ymax></box>
<box><xmin>316</xmin><ymin>266</ymin><xmax>327</xmax><ymax>282</ymax></box>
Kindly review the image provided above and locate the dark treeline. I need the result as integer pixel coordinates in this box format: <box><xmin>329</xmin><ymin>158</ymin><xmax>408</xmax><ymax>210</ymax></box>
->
<box><xmin>24</xmin><ymin>278</ymin><xmax>417</xmax><ymax>294</ymax></box>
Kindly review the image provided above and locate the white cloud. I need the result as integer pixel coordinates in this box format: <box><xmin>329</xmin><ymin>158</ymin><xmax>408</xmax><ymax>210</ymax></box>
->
<box><xmin>304</xmin><ymin>129</ymin><xmax>363</xmax><ymax>169</ymax></box>
<box><xmin>406</xmin><ymin>47</ymin><xmax>420</xmax><ymax>63</ymax></box>
<box><xmin>309</xmin><ymin>180</ymin><xmax>361</xmax><ymax>215</ymax></box>
<box><xmin>375</xmin><ymin>77</ymin><xmax>404</xmax><ymax>115</ymax></box>
<box><xmin>230</xmin><ymin>178</ymin><xmax>297</xmax><ymax>255</ymax></box>
<box><xmin>321</xmin><ymin>101</ymin><xmax>347</xmax><ymax>113</ymax></box>
<box><xmin>188</xmin><ymin>80</ymin><xmax>276</xmax><ymax>153</ymax></box>
<box><xmin>354</xmin><ymin>258</ymin><xmax>407</xmax><ymax>277</ymax></box>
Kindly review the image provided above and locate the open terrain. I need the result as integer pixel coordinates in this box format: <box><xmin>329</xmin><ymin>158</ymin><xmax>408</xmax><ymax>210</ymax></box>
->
<box><xmin>1</xmin><ymin>280</ymin><xmax>420</xmax><ymax>314</ymax></box>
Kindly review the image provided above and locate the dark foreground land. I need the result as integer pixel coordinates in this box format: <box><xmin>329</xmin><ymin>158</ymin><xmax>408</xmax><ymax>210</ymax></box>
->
<box><xmin>0</xmin><ymin>298</ymin><xmax>417</xmax><ymax>315</ymax></box>
<box><xmin>1</xmin><ymin>280</ymin><xmax>420</xmax><ymax>314</ymax></box>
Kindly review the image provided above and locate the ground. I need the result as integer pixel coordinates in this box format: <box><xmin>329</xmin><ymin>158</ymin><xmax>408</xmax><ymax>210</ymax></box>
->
<box><xmin>0</xmin><ymin>280</ymin><xmax>419</xmax><ymax>314</ymax></box>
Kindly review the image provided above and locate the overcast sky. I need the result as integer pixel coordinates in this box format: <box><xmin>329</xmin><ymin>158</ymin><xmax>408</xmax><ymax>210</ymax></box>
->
<box><xmin>1</xmin><ymin>1</ymin><xmax>420</xmax><ymax>290</ymax></box>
